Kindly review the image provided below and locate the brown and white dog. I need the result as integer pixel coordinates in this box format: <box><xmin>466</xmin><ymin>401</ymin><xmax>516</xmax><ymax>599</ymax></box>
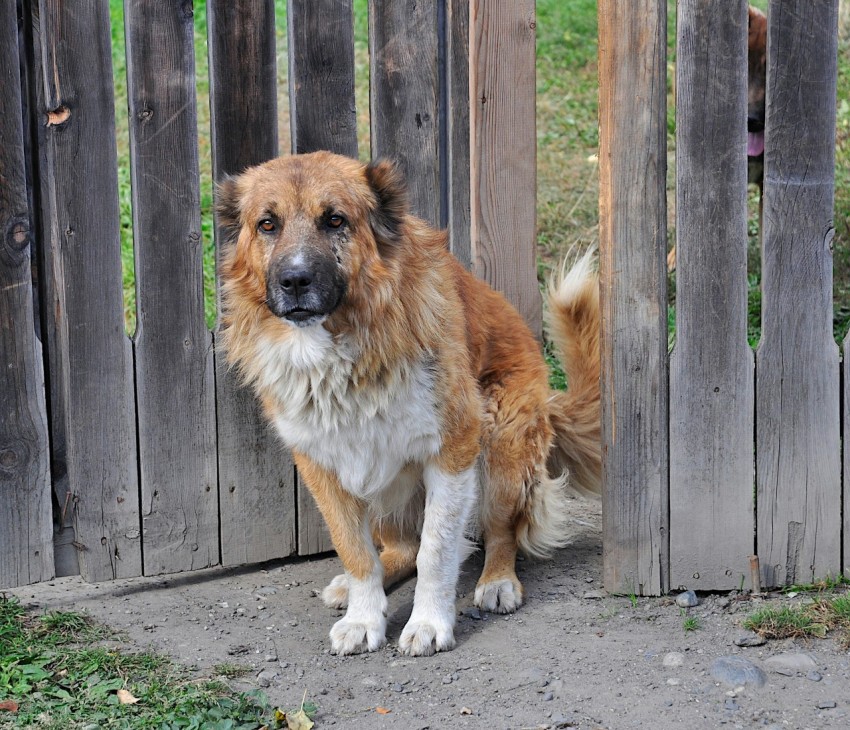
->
<box><xmin>217</xmin><ymin>151</ymin><xmax>601</xmax><ymax>656</ymax></box>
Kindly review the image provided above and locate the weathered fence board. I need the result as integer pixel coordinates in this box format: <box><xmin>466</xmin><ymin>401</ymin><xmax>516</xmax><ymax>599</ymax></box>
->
<box><xmin>597</xmin><ymin>0</ymin><xmax>669</xmax><ymax>596</ymax></box>
<box><xmin>288</xmin><ymin>0</ymin><xmax>357</xmax><ymax>160</ymax></box>
<box><xmin>756</xmin><ymin>0</ymin><xmax>841</xmax><ymax>588</ymax></box>
<box><xmin>287</xmin><ymin>0</ymin><xmax>357</xmax><ymax>554</ymax></box>
<box><xmin>34</xmin><ymin>0</ymin><xmax>141</xmax><ymax>582</ymax></box>
<box><xmin>447</xmin><ymin>0</ymin><xmax>471</xmax><ymax>267</ymax></box>
<box><xmin>370</xmin><ymin>0</ymin><xmax>441</xmax><ymax>226</ymax></box>
<box><xmin>0</xmin><ymin>0</ymin><xmax>52</xmax><ymax>589</ymax></box>
<box><xmin>125</xmin><ymin>0</ymin><xmax>218</xmax><ymax>575</ymax></box>
<box><xmin>209</xmin><ymin>0</ymin><xmax>297</xmax><ymax>566</ymax></box>
<box><xmin>669</xmin><ymin>1</ymin><xmax>755</xmax><ymax>591</ymax></box>
<box><xmin>469</xmin><ymin>0</ymin><xmax>540</xmax><ymax>334</ymax></box>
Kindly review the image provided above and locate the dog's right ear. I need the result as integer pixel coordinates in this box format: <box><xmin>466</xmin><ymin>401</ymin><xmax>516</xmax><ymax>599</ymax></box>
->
<box><xmin>215</xmin><ymin>175</ymin><xmax>242</xmax><ymax>246</ymax></box>
<box><xmin>365</xmin><ymin>159</ymin><xmax>408</xmax><ymax>255</ymax></box>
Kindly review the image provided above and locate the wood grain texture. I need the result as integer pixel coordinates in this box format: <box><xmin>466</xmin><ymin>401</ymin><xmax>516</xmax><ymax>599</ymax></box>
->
<box><xmin>34</xmin><ymin>0</ymin><xmax>141</xmax><ymax>582</ymax></box>
<box><xmin>287</xmin><ymin>0</ymin><xmax>357</xmax><ymax>158</ymax></box>
<box><xmin>125</xmin><ymin>0</ymin><xmax>218</xmax><ymax>575</ymax></box>
<box><xmin>597</xmin><ymin>0</ymin><xmax>669</xmax><ymax>596</ymax></box>
<box><xmin>669</xmin><ymin>0</ymin><xmax>755</xmax><ymax>591</ymax></box>
<box><xmin>756</xmin><ymin>0</ymin><xmax>840</xmax><ymax>588</ymax></box>
<box><xmin>469</xmin><ymin>0</ymin><xmax>541</xmax><ymax>335</ymax></box>
<box><xmin>22</xmin><ymin>0</ymin><xmax>78</xmax><ymax>578</ymax></box>
<box><xmin>370</xmin><ymin>0</ymin><xmax>441</xmax><ymax>226</ymax></box>
<box><xmin>209</xmin><ymin>0</ymin><xmax>297</xmax><ymax>566</ymax></box>
<box><xmin>0</xmin><ymin>0</ymin><xmax>53</xmax><ymax>589</ymax></box>
<box><xmin>447</xmin><ymin>0</ymin><xmax>471</xmax><ymax>267</ymax></box>
<box><xmin>286</xmin><ymin>0</ymin><xmax>359</xmax><ymax>554</ymax></box>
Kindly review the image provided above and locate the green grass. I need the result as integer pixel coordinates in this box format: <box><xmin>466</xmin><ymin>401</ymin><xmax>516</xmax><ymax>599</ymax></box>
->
<box><xmin>682</xmin><ymin>615</ymin><xmax>701</xmax><ymax>633</ymax></box>
<box><xmin>744</xmin><ymin>588</ymin><xmax>850</xmax><ymax>647</ymax></box>
<box><xmin>0</xmin><ymin>596</ymin><xmax>276</xmax><ymax>729</ymax></box>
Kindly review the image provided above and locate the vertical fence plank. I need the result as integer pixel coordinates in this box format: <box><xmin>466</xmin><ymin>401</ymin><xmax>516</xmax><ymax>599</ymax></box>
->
<box><xmin>0</xmin><ymin>0</ymin><xmax>52</xmax><ymax>588</ymax></box>
<box><xmin>469</xmin><ymin>1</ymin><xmax>540</xmax><ymax>334</ymax></box>
<box><xmin>669</xmin><ymin>1</ymin><xmax>755</xmax><ymax>591</ymax></box>
<box><xmin>34</xmin><ymin>0</ymin><xmax>141</xmax><ymax>582</ymax></box>
<box><xmin>756</xmin><ymin>0</ymin><xmax>840</xmax><ymax>588</ymax></box>
<box><xmin>288</xmin><ymin>0</ymin><xmax>357</xmax><ymax>159</ymax></box>
<box><xmin>597</xmin><ymin>0</ymin><xmax>668</xmax><ymax>596</ymax></box>
<box><xmin>370</xmin><ymin>0</ymin><xmax>441</xmax><ymax>226</ymax></box>
<box><xmin>209</xmin><ymin>0</ymin><xmax>297</xmax><ymax>566</ymax></box>
<box><xmin>125</xmin><ymin>0</ymin><xmax>218</xmax><ymax>575</ymax></box>
<box><xmin>286</xmin><ymin>0</ymin><xmax>357</xmax><ymax>554</ymax></box>
<box><xmin>447</xmin><ymin>0</ymin><xmax>471</xmax><ymax>267</ymax></box>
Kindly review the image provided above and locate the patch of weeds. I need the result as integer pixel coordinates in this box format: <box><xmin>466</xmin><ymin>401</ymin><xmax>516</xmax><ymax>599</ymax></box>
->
<box><xmin>741</xmin><ymin>596</ymin><xmax>850</xmax><ymax>647</ymax></box>
<box><xmin>782</xmin><ymin>574</ymin><xmax>850</xmax><ymax>595</ymax></box>
<box><xmin>682</xmin><ymin>614</ymin><xmax>700</xmax><ymax>632</ymax></box>
<box><xmin>214</xmin><ymin>663</ymin><xmax>253</xmax><ymax>679</ymax></box>
<box><xmin>544</xmin><ymin>338</ymin><xmax>568</xmax><ymax>390</ymax></box>
<box><xmin>0</xmin><ymin>595</ymin><xmax>276</xmax><ymax>729</ymax></box>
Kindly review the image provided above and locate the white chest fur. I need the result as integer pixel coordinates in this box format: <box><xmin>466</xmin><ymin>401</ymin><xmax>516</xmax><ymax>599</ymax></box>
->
<box><xmin>254</xmin><ymin>326</ymin><xmax>442</xmax><ymax>499</ymax></box>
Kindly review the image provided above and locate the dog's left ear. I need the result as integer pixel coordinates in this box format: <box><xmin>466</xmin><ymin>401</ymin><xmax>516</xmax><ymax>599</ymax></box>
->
<box><xmin>365</xmin><ymin>159</ymin><xmax>408</xmax><ymax>254</ymax></box>
<box><xmin>215</xmin><ymin>175</ymin><xmax>242</xmax><ymax>247</ymax></box>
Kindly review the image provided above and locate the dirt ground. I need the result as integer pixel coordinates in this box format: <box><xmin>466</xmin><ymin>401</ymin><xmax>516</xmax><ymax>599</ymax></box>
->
<box><xmin>10</xmin><ymin>498</ymin><xmax>850</xmax><ymax>730</ymax></box>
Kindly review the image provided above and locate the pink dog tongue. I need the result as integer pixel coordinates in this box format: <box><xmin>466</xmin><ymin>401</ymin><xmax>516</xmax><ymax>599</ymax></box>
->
<box><xmin>748</xmin><ymin>131</ymin><xmax>764</xmax><ymax>157</ymax></box>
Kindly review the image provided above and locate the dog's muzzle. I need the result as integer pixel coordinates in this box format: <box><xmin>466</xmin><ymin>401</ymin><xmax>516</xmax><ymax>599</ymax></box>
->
<box><xmin>266</xmin><ymin>253</ymin><xmax>346</xmax><ymax>327</ymax></box>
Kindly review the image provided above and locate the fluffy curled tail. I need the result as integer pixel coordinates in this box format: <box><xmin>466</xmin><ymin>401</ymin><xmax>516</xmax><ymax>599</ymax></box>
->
<box><xmin>545</xmin><ymin>247</ymin><xmax>602</xmax><ymax>498</ymax></box>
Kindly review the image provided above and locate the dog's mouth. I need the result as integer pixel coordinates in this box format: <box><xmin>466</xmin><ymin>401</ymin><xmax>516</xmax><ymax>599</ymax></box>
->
<box><xmin>282</xmin><ymin>307</ymin><xmax>327</xmax><ymax>327</ymax></box>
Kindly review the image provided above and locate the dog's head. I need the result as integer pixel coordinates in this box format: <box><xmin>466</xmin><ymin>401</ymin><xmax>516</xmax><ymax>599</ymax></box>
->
<box><xmin>747</xmin><ymin>6</ymin><xmax>768</xmax><ymax>157</ymax></box>
<box><xmin>217</xmin><ymin>152</ymin><xmax>408</xmax><ymax>329</ymax></box>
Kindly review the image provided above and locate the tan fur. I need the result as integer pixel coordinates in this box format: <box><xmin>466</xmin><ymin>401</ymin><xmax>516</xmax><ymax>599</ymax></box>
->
<box><xmin>218</xmin><ymin>151</ymin><xmax>601</xmax><ymax>626</ymax></box>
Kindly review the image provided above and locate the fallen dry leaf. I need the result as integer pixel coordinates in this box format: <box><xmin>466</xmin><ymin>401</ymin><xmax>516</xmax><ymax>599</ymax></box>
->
<box><xmin>0</xmin><ymin>700</ymin><xmax>18</xmax><ymax>713</ymax></box>
<box><xmin>285</xmin><ymin>709</ymin><xmax>314</xmax><ymax>730</ymax></box>
<box><xmin>375</xmin><ymin>706</ymin><xmax>392</xmax><ymax>714</ymax></box>
<box><xmin>116</xmin><ymin>689</ymin><xmax>139</xmax><ymax>705</ymax></box>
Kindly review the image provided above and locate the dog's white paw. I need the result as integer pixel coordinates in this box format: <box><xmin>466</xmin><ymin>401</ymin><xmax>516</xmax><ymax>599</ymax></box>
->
<box><xmin>329</xmin><ymin>615</ymin><xmax>386</xmax><ymax>655</ymax></box>
<box><xmin>474</xmin><ymin>578</ymin><xmax>523</xmax><ymax>614</ymax></box>
<box><xmin>321</xmin><ymin>574</ymin><xmax>349</xmax><ymax>609</ymax></box>
<box><xmin>399</xmin><ymin>616</ymin><xmax>456</xmax><ymax>657</ymax></box>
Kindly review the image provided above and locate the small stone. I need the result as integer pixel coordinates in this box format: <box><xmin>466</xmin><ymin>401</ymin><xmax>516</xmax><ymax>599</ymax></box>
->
<box><xmin>764</xmin><ymin>652</ymin><xmax>818</xmax><ymax>676</ymax></box>
<box><xmin>361</xmin><ymin>676</ymin><xmax>380</xmax><ymax>688</ymax></box>
<box><xmin>257</xmin><ymin>669</ymin><xmax>278</xmax><ymax>688</ymax></box>
<box><xmin>676</xmin><ymin>590</ymin><xmax>699</xmax><ymax>608</ymax></box>
<box><xmin>585</xmin><ymin>577</ymin><xmax>594</xmax><ymax>583</ymax></box>
<box><xmin>264</xmin><ymin>654</ymin><xmax>277</xmax><ymax>662</ymax></box>
<box><xmin>254</xmin><ymin>586</ymin><xmax>278</xmax><ymax>596</ymax></box>
<box><xmin>724</xmin><ymin>699</ymin><xmax>739</xmax><ymax>711</ymax></box>
<box><xmin>663</xmin><ymin>652</ymin><xmax>685</xmax><ymax>668</ymax></box>
<box><xmin>664</xmin><ymin>700</ymin><xmax>674</xmax><ymax>707</ymax></box>
<box><xmin>734</xmin><ymin>633</ymin><xmax>766</xmax><ymax>647</ymax></box>
<box><xmin>462</xmin><ymin>607</ymin><xmax>482</xmax><ymax>620</ymax></box>
<box><xmin>460</xmin><ymin>707</ymin><xmax>473</xmax><ymax>715</ymax></box>
<box><xmin>807</xmin><ymin>670</ymin><xmax>822</xmax><ymax>682</ymax></box>
<box><xmin>717</xmin><ymin>597</ymin><xmax>732</xmax><ymax>609</ymax></box>
<box><xmin>710</xmin><ymin>656</ymin><xmax>767</xmax><ymax>689</ymax></box>
<box><xmin>817</xmin><ymin>700</ymin><xmax>837</xmax><ymax>709</ymax></box>
<box><xmin>391</xmin><ymin>683</ymin><xmax>403</xmax><ymax>693</ymax></box>
<box><xmin>666</xmin><ymin>678</ymin><xmax>681</xmax><ymax>686</ymax></box>
<box><xmin>583</xmin><ymin>590</ymin><xmax>606</xmax><ymax>600</ymax></box>
<box><xmin>542</xmin><ymin>691</ymin><xmax>554</xmax><ymax>701</ymax></box>
<box><xmin>442</xmin><ymin>675</ymin><xmax>453</xmax><ymax>685</ymax></box>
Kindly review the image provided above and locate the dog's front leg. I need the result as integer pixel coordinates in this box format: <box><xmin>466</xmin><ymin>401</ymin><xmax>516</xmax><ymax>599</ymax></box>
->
<box><xmin>399</xmin><ymin>460</ymin><xmax>476</xmax><ymax>656</ymax></box>
<box><xmin>294</xmin><ymin>453</ymin><xmax>387</xmax><ymax>655</ymax></box>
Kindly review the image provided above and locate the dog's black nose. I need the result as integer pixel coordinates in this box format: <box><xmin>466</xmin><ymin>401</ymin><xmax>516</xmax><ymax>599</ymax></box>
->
<box><xmin>747</xmin><ymin>116</ymin><xmax>764</xmax><ymax>133</ymax></box>
<box><xmin>279</xmin><ymin>267</ymin><xmax>314</xmax><ymax>296</ymax></box>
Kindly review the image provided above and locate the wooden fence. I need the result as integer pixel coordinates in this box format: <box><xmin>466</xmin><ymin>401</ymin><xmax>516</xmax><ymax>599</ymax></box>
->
<box><xmin>1</xmin><ymin>0</ymin><xmax>538</xmax><ymax>588</ymax></box>
<box><xmin>600</xmin><ymin>0</ymin><xmax>843</xmax><ymax>595</ymax></box>
<box><xmin>1</xmin><ymin>0</ymin><xmax>844</xmax><ymax>597</ymax></box>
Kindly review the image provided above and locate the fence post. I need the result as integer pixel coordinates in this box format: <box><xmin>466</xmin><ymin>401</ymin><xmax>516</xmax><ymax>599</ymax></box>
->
<box><xmin>756</xmin><ymin>0</ymin><xmax>841</xmax><ymax>588</ymax></box>
<box><xmin>668</xmin><ymin>1</ymin><xmax>755</xmax><ymax>591</ymax></box>
<box><xmin>598</xmin><ymin>0</ymin><xmax>669</xmax><ymax>595</ymax></box>
<box><xmin>0</xmin><ymin>0</ymin><xmax>53</xmax><ymax>588</ymax></box>
<box><xmin>469</xmin><ymin>0</ymin><xmax>540</xmax><ymax>335</ymax></box>
<box><xmin>209</xmin><ymin>0</ymin><xmax>298</xmax><ymax>567</ymax></box>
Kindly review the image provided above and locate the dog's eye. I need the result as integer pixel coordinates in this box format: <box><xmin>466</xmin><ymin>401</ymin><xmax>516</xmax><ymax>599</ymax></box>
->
<box><xmin>258</xmin><ymin>218</ymin><xmax>276</xmax><ymax>233</ymax></box>
<box><xmin>327</xmin><ymin>214</ymin><xmax>345</xmax><ymax>229</ymax></box>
